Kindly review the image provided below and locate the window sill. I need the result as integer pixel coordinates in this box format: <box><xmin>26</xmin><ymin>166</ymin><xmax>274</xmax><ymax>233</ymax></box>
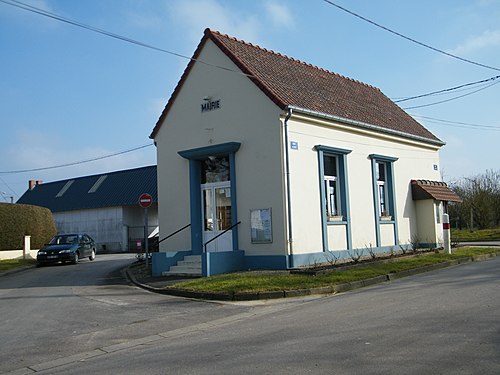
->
<box><xmin>328</xmin><ymin>215</ymin><xmax>344</xmax><ymax>221</ymax></box>
<box><xmin>327</xmin><ymin>216</ymin><xmax>347</xmax><ymax>225</ymax></box>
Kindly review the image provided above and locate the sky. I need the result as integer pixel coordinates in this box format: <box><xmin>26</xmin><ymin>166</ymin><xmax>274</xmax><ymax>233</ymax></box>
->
<box><xmin>1</xmin><ymin>0</ymin><xmax>499</xmax><ymax>202</ymax></box>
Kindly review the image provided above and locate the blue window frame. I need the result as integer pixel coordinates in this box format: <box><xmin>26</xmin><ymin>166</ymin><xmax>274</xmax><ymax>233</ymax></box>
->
<box><xmin>315</xmin><ymin>145</ymin><xmax>352</xmax><ymax>251</ymax></box>
<box><xmin>369</xmin><ymin>154</ymin><xmax>399</xmax><ymax>246</ymax></box>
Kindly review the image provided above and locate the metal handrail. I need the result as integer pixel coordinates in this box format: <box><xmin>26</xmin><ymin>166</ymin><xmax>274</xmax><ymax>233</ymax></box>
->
<box><xmin>203</xmin><ymin>221</ymin><xmax>241</xmax><ymax>253</ymax></box>
<box><xmin>158</xmin><ymin>223</ymin><xmax>191</xmax><ymax>245</ymax></box>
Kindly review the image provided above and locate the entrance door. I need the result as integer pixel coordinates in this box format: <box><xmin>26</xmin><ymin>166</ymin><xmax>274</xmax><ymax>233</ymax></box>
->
<box><xmin>202</xmin><ymin>182</ymin><xmax>232</xmax><ymax>252</ymax></box>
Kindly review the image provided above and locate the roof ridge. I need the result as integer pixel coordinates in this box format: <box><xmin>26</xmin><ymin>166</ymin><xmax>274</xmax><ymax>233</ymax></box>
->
<box><xmin>207</xmin><ymin>29</ymin><xmax>380</xmax><ymax>91</ymax></box>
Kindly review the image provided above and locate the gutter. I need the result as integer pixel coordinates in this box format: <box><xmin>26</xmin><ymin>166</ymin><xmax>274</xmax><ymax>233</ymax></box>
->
<box><xmin>288</xmin><ymin>106</ymin><xmax>446</xmax><ymax>147</ymax></box>
<box><xmin>284</xmin><ymin>107</ymin><xmax>294</xmax><ymax>267</ymax></box>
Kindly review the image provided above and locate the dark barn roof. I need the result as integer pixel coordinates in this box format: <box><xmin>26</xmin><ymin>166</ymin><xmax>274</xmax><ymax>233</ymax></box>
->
<box><xmin>17</xmin><ymin>166</ymin><xmax>157</xmax><ymax>213</ymax></box>
<box><xmin>151</xmin><ymin>28</ymin><xmax>442</xmax><ymax>145</ymax></box>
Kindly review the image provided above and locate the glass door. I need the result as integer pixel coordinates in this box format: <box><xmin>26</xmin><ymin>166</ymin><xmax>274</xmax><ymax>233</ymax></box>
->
<box><xmin>202</xmin><ymin>182</ymin><xmax>232</xmax><ymax>252</ymax></box>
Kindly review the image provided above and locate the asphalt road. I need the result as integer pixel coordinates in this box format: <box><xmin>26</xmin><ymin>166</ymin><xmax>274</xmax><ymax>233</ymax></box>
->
<box><xmin>0</xmin><ymin>254</ymin><xmax>249</xmax><ymax>374</ymax></box>
<box><xmin>1</xmin><ymin>255</ymin><xmax>499</xmax><ymax>374</ymax></box>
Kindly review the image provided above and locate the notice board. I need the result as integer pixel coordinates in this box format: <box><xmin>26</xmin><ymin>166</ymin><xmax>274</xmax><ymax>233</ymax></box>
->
<box><xmin>250</xmin><ymin>208</ymin><xmax>272</xmax><ymax>243</ymax></box>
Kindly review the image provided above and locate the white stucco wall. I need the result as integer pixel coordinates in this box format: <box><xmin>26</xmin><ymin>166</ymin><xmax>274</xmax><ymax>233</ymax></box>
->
<box><xmin>415</xmin><ymin>200</ymin><xmax>443</xmax><ymax>245</ymax></box>
<box><xmin>154</xmin><ymin>39</ymin><xmax>287</xmax><ymax>256</ymax></box>
<box><xmin>286</xmin><ymin>113</ymin><xmax>442</xmax><ymax>253</ymax></box>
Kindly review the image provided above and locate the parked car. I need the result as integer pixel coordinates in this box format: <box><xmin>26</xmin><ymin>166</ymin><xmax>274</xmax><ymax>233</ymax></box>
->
<box><xmin>37</xmin><ymin>233</ymin><xmax>96</xmax><ymax>265</ymax></box>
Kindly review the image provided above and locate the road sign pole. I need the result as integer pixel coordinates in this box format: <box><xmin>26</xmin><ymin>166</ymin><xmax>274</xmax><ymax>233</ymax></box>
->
<box><xmin>144</xmin><ymin>206</ymin><xmax>149</xmax><ymax>268</ymax></box>
<box><xmin>138</xmin><ymin>193</ymin><xmax>153</xmax><ymax>269</ymax></box>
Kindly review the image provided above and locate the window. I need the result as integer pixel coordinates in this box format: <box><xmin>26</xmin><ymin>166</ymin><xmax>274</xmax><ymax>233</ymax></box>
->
<box><xmin>315</xmin><ymin>146</ymin><xmax>351</xmax><ymax>223</ymax></box>
<box><xmin>201</xmin><ymin>155</ymin><xmax>230</xmax><ymax>183</ymax></box>
<box><xmin>376</xmin><ymin>162</ymin><xmax>389</xmax><ymax>217</ymax></box>
<box><xmin>369</xmin><ymin>154</ymin><xmax>398</xmax><ymax>219</ymax></box>
<box><xmin>324</xmin><ymin>155</ymin><xmax>341</xmax><ymax>219</ymax></box>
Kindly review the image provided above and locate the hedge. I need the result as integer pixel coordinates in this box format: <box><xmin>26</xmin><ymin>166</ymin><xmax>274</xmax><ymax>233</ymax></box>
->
<box><xmin>0</xmin><ymin>203</ymin><xmax>56</xmax><ymax>250</ymax></box>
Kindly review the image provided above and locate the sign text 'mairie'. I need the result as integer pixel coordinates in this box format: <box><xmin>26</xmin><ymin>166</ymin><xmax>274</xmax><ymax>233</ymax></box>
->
<box><xmin>201</xmin><ymin>99</ymin><xmax>221</xmax><ymax>113</ymax></box>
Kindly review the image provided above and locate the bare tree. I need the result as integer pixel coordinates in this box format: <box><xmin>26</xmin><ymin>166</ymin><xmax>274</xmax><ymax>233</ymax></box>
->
<box><xmin>448</xmin><ymin>169</ymin><xmax>500</xmax><ymax>230</ymax></box>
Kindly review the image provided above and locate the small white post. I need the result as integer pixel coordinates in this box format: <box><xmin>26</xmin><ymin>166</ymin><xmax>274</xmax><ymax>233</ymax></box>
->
<box><xmin>23</xmin><ymin>235</ymin><xmax>31</xmax><ymax>259</ymax></box>
<box><xmin>443</xmin><ymin>213</ymin><xmax>451</xmax><ymax>254</ymax></box>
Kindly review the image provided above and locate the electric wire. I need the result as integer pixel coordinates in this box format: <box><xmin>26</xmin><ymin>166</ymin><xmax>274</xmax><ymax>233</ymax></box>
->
<box><xmin>394</xmin><ymin>75</ymin><xmax>500</xmax><ymax>103</ymax></box>
<box><xmin>0</xmin><ymin>0</ymin><xmax>255</xmax><ymax>79</ymax></box>
<box><xmin>4</xmin><ymin>0</ymin><xmax>499</xmax><ymax>108</ymax></box>
<box><xmin>402</xmin><ymin>80</ymin><xmax>500</xmax><ymax>110</ymax></box>
<box><xmin>2</xmin><ymin>0</ymin><xmax>499</xmax><ymax>144</ymax></box>
<box><xmin>321</xmin><ymin>0</ymin><xmax>500</xmax><ymax>72</ymax></box>
<box><xmin>409</xmin><ymin>114</ymin><xmax>500</xmax><ymax>131</ymax></box>
<box><xmin>0</xmin><ymin>143</ymin><xmax>154</xmax><ymax>174</ymax></box>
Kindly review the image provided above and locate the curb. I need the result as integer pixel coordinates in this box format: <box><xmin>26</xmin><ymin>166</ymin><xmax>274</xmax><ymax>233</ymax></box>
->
<box><xmin>0</xmin><ymin>264</ymin><xmax>36</xmax><ymax>278</ymax></box>
<box><xmin>126</xmin><ymin>252</ymin><xmax>499</xmax><ymax>302</ymax></box>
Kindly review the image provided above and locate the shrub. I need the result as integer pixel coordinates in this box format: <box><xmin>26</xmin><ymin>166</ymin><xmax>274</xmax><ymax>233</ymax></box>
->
<box><xmin>0</xmin><ymin>203</ymin><xmax>56</xmax><ymax>250</ymax></box>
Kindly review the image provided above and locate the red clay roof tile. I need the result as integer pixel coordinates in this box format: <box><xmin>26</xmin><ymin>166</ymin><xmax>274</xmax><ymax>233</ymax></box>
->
<box><xmin>411</xmin><ymin>180</ymin><xmax>462</xmax><ymax>202</ymax></box>
<box><xmin>151</xmin><ymin>28</ymin><xmax>442</xmax><ymax>144</ymax></box>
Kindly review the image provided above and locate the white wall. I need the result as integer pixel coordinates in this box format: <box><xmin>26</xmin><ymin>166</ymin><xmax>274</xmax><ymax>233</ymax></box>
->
<box><xmin>286</xmin><ymin>113</ymin><xmax>442</xmax><ymax>253</ymax></box>
<box><xmin>155</xmin><ymin>39</ymin><xmax>287</xmax><ymax>256</ymax></box>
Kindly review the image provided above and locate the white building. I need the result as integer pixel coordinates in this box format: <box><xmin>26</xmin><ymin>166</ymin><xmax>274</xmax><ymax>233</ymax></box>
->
<box><xmin>17</xmin><ymin>166</ymin><xmax>158</xmax><ymax>252</ymax></box>
<box><xmin>151</xmin><ymin>29</ymin><xmax>461</xmax><ymax>277</ymax></box>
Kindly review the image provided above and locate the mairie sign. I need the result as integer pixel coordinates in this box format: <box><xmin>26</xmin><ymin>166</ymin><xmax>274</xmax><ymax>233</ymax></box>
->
<box><xmin>201</xmin><ymin>99</ymin><xmax>221</xmax><ymax>113</ymax></box>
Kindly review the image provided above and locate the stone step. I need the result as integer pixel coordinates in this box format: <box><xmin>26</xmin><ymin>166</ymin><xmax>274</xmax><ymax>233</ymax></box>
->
<box><xmin>161</xmin><ymin>255</ymin><xmax>202</xmax><ymax>277</ymax></box>
<box><xmin>181</xmin><ymin>255</ymin><xmax>201</xmax><ymax>264</ymax></box>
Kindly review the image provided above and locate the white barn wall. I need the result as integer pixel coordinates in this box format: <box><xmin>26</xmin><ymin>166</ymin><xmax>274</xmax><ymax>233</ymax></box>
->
<box><xmin>54</xmin><ymin>206</ymin><xmax>158</xmax><ymax>252</ymax></box>
<box><xmin>155</xmin><ymin>39</ymin><xmax>287</xmax><ymax>256</ymax></box>
<box><xmin>54</xmin><ymin>207</ymin><xmax>124</xmax><ymax>250</ymax></box>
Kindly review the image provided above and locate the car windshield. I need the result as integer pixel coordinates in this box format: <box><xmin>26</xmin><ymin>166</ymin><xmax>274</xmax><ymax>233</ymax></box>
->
<box><xmin>49</xmin><ymin>235</ymin><xmax>79</xmax><ymax>245</ymax></box>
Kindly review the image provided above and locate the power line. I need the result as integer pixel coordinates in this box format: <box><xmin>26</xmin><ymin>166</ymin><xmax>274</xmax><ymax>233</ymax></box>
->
<box><xmin>394</xmin><ymin>75</ymin><xmax>500</xmax><ymax>103</ymax></box>
<box><xmin>321</xmin><ymin>0</ymin><xmax>500</xmax><ymax>72</ymax></box>
<box><xmin>3</xmin><ymin>0</ymin><xmax>499</xmax><ymax>132</ymax></box>
<box><xmin>402</xmin><ymin>80</ymin><xmax>500</xmax><ymax>110</ymax></box>
<box><xmin>5</xmin><ymin>0</ymin><xmax>499</xmax><ymax>109</ymax></box>
<box><xmin>0</xmin><ymin>143</ymin><xmax>154</xmax><ymax>174</ymax></box>
<box><xmin>410</xmin><ymin>114</ymin><xmax>500</xmax><ymax>131</ymax></box>
<box><xmin>0</xmin><ymin>0</ymin><xmax>254</xmax><ymax>79</ymax></box>
<box><xmin>0</xmin><ymin>176</ymin><xmax>19</xmax><ymax>198</ymax></box>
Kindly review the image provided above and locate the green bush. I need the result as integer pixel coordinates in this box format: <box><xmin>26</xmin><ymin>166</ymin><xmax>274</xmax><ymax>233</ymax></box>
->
<box><xmin>0</xmin><ymin>203</ymin><xmax>56</xmax><ymax>250</ymax></box>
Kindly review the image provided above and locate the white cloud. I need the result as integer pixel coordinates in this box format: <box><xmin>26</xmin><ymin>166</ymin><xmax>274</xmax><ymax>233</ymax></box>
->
<box><xmin>167</xmin><ymin>0</ymin><xmax>261</xmax><ymax>44</ymax></box>
<box><xmin>264</xmin><ymin>1</ymin><xmax>295</xmax><ymax>29</ymax></box>
<box><xmin>448</xmin><ymin>29</ymin><xmax>500</xmax><ymax>55</ymax></box>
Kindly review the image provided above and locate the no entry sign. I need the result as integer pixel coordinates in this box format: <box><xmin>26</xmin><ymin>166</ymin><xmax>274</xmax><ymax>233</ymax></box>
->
<box><xmin>139</xmin><ymin>193</ymin><xmax>153</xmax><ymax>208</ymax></box>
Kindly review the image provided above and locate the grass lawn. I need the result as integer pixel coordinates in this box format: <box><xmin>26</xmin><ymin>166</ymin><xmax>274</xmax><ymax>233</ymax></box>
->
<box><xmin>167</xmin><ymin>247</ymin><xmax>499</xmax><ymax>294</ymax></box>
<box><xmin>0</xmin><ymin>258</ymin><xmax>37</xmax><ymax>273</ymax></box>
<box><xmin>452</xmin><ymin>227</ymin><xmax>500</xmax><ymax>241</ymax></box>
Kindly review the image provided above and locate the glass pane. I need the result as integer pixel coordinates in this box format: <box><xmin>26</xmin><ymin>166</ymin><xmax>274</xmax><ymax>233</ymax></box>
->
<box><xmin>376</xmin><ymin>162</ymin><xmax>386</xmax><ymax>181</ymax></box>
<box><xmin>325</xmin><ymin>178</ymin><xmax>339</xmax><ymax>218</ymax></box>
<box><xmin>201</xmin><ymin>156</ymin><xmax>230</xmax><ymax>183</ymax></box>
<box><xmin>215</xmin><ymin>187</ymin><xmax>232</xmax><ymax>231</ymax></box>
<box><xmin>324</xmin><ymin>155</ymin><xmax>337</xmax><ymax>177</ymax></box>
<box><xmin>203</xmin><ymin>189</ymin><xmax>213</xmax><ymax>231</ymax></box>
<box><xmin>378</xmin><ymin>183</ymin><xmax>386</xmax><ymax>215</ymax></box>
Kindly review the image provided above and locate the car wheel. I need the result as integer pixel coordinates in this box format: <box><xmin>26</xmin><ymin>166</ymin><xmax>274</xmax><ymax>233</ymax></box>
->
<box><xmin>89</xmin><ymin>249</ymin><xmax>96</xmax><ymax>261</ymax></box>
<box><xmin>72</xmin><ymin>252</ymin><xmax>79</xmax><ymax>264</ymax></box>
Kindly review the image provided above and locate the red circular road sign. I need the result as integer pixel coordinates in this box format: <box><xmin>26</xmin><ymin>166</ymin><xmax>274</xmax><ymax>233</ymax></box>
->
<box><xmin>139</xmin><ymin>193</ymin><xmax>153</xmax><ymax>208</ymax></box>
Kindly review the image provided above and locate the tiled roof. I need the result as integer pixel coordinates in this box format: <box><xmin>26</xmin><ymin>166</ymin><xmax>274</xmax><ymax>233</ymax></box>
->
<box><xmin>411</xmin><ymin>180</ymin><xmax>462</xmax><ymax>203</ymax></box>
<box><xmin>151</xmin><ymin>28</ymin><xmax>442</xmax><ymax>144</ymax></box>
<box><xmin>17</xmin><ymin>166</ymin><xmax>157</xmax><ymax>212</ymax></box>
